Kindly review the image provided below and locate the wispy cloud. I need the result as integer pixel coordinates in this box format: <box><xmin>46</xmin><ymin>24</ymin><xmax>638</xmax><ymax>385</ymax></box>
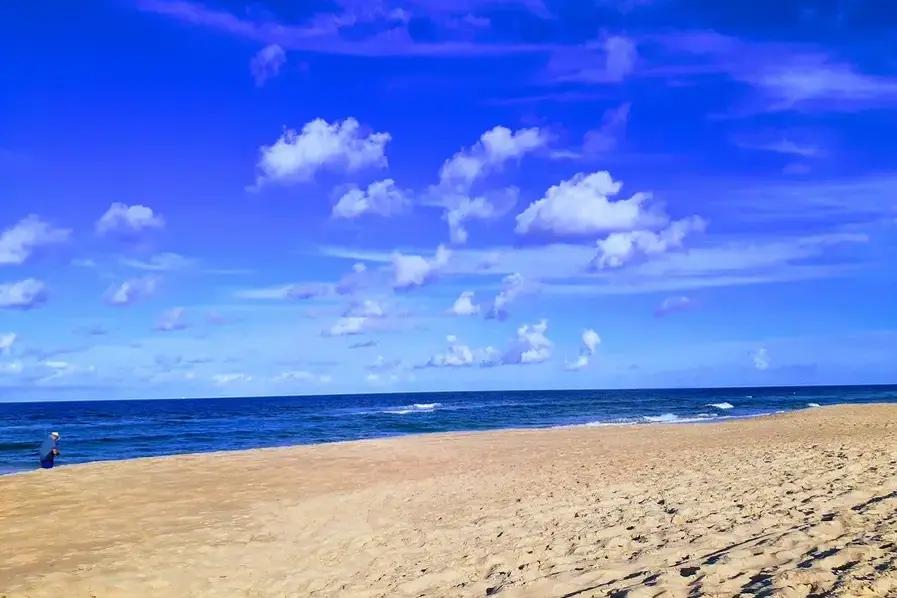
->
<box><xmin>646</xmin><ymin>31</ymin><xmax>897</xmax><ymax>113</ymax></box>
<box><xmin>250</xmin><ymin>44</ymin><xmax>286</xmax><ymax>86</ymax></box>
<box><xmin>135</xmin><ymin>0</ymin><xmax>552</xmax><ymax>57</ymax></box>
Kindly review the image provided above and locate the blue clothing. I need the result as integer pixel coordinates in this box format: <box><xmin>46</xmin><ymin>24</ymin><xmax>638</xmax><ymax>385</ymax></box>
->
<box><xmin>39</xmin><ymin>436</ymin><xmax>58</xmax><ymax>462</ymax></box>
<box><xmin>40</xmin><ymin>459</ymin><xmax>54</xmax><ymax>469</ymax></box>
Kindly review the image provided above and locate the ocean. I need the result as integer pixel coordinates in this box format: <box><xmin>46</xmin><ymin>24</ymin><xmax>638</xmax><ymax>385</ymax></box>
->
<box><xmin>1</xmin><ymin>385</ymin><xmax>895</xmax><ymax>474</ymax></box>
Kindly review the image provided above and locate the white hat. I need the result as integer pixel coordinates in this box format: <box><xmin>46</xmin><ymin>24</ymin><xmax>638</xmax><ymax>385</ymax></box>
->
<box><xmin>50</xmin><ymin>431</ymin><xmax>59</xmax><ymax>438</ymax></box>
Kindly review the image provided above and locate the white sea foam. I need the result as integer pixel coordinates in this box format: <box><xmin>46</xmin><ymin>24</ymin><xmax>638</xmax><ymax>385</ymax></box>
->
<box><xmin>807</xmin><ymin>403</ymin><xmax>821</xmax><ymax>408</ymax></box>
<box><xmin>707</xmin><ymin>402</ymin><xmax>734</xmax><ymax>410</ymax></box>
<box><xmin>382</xmin><ymin>403</ymin><xmax>441</xmax><ymax>415</ymax></box>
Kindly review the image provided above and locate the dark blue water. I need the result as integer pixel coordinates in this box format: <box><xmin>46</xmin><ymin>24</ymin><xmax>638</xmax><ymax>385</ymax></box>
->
<box><xmin>2</xmin><ymin>385</ymin><xmax>895</xmax><ymax>474</ymax></box>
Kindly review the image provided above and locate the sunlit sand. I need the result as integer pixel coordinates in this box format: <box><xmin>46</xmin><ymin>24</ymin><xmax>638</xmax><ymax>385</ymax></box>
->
<box><xmin>3</xmin><ymin>405</ymin><xmax>897</xmax><ymax>597</ymax></box>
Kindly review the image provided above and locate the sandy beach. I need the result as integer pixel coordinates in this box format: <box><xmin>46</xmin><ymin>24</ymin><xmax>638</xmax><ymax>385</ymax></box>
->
<box><xmin>2</xmin><ymin>405</ymin><xmax>897</xmax><ymax>597</ymax></box>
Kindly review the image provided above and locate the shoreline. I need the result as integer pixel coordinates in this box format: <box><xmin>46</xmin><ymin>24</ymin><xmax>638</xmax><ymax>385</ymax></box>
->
<box><xmin>3</xmin><ymin>403</ymin><xmax>897</xmax><ymax>597</ymax></box>
<box><xmin>0</xmin><ymin>402</ymin><xmax>837</xmax><ymax>477</ymax></box>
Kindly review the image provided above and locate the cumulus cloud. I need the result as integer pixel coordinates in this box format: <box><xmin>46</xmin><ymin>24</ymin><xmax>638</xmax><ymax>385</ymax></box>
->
<box><xmin>420</xmin><ymin>335</ymin><xmax>501</xmax><ymax>368</ymax></box>
<box><xmin>654</xmin><ymin>295</ymin><xmax>694</xmax><ymax>317</ymax></box>
<box><xmin>0</xmin><ymin>279</ymin><xmax>47</xmax><ymax>310</ymax></box>
<box><xmin>332</xmin><ymin>179</ymin><xmax>409</xmax><ymax>219</ymax></box>
<box><xmin>438</xmin><ymin>126</ymin><xmax>548</xmax><ymax>190</ymax></box>
<box><xmin>486</xmin><ymin>273</ymin><xmax>538</xmax><ymax>320</ymax></box>
<box><xmin>322</xmin><ymin>316</ymin><xmax>384</xmax><ymax>337</ymax></box>
<box><xmin>448</xmin><ymin>291</ymin><xmax>480</xmax><ymax>316</ymax></box>
<box><xmin>443</xmin><ymin>187</ymin><xmax>518</xmax><ymax>245</ymax></box>
<box><xmin>582</xmin><ymin>329</ymin><xmax>601</xmax><ymax>354</ymax></box>
<box><xmin>753</xmin><ymin>347</ymin><xmax>770</xmax><ymax>370</ymax></box>
<box><xmin>154</xmin><ymin>307</ymin><xmax>188</xmax><ymax>331</ymax></box>
<box><xmin>503</xmin><ymin>319</ymin><xmax>553</xmax><ymax>365</ymax></box>
<box><xmin>422</xmin><ymin>320</ymin><xmax>555</xmax><ymax>369</ymax></box>
<box><xmin>343</xmin><ymin>299</ymin><xmax>387</xmax><ymax>318</ymax></box>
<box><xmin>429</xmin><ymin>126</ymin><xmax>544</xmax><ymax>244</ymax></box>
<box><xmin>250</xmin><ymin>44</ymin><xmax>286</xmax><ymax>86</ymax></box>
<box><xmin>515</xmin><ymin>171</ymin><xmax>663</xmax><ymax>237</ymax></box>
<box><xmin>0</xmin><ymin>216</ymin><xmax>71</xmax><ymax>265</ymax></box>
<box><xmin>392</xmin><ymin>244</ymin><xmax>450</xmax><ymax>290</ymax></box>
<box><xmin>105</xmin><ymin>276</ymin><xmax>159</xmax><ymax>306</ymax></box>
<box><xmin>0</xmin><ymin>332</ymin><xmax>15</xmax><ymax>355</ymax></box>
<box><xmin>252</xmin><ymin>118</ymin><xmax>390</xmax><ymax>188</ymax></box>
<box><xmin>96</xmin><ymin>203</ymin><xmax>165</xmax><ymax>236</ymax></box>
<box><xmin>566</xmin><ymin>328</ymin><xmax>601</xmax><ymax>370</ymax></box>
<box><xmin>589</xmin><ymin>216</ymin><xmax>707</xmax><ymax>270</ymax></box>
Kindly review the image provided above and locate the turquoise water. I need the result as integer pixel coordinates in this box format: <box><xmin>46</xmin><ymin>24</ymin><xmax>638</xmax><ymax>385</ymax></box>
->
<box><xmin>1</xmin><ymin>384</ymin><xmax>895</xmax><ymax>474</ymax></box>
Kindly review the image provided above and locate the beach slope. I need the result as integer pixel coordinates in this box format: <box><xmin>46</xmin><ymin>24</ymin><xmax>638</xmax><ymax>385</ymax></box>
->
<box><xmin>2</xmin><ymin>405</ymin><xmax>897</xmax><ymax>597</ymax></box>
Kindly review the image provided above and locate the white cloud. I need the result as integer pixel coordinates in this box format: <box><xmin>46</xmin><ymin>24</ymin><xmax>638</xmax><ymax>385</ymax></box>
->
<box><xmin>421</xmin><ymin>335</ymin><xmax>501</xmax><ymax>368</ymax></box>
<box><xmin>0</xmin><ymin>279</ymin><xmax>47</xmax><ymax>310</ymax></box>
<box><xmin>753</xmin><ymin>347</ymin><xmax>770</xmax><ymax>370</ymax></box>
<box><xmin>515</xmin><ymin>171</ymin><xmax>664</xmax><ymax>237</ymax></box>
<box><xmin>335</xmin><ymin>262</ymin><xmax>371</xmax><ymax>295</ymax></box>
<box><xmin>444</xmin><ymin>188</ymin><xmax>518</xmax><ymax>244</ymax></box>
<box><xmin>734</xmin><ymin>138</ymin><xmax>819</xmax><ymax>157</ymax></box>
<box><xmin>120</xmin><ymin>253</ymin><xmax>194</xmax><ymax>271</ymax></box>
<box><xmin>582</xmin><ymin>329</ymin><xmax>601</xmax><ymax>354</ymax></box>
<box><xmin>212</xmin><ymin>373</ymin><xmax>253</xmax><ymax>386</ymax></box>
<box><xmin>253</xmin><ymin>118</ymin><xmax>390</xmax><ymax>187</ymax></box>
<box><xmin>30</xmin><ymin>360</ymin><xmax>98</xmax><ymax>385</ymax></box>
<box><xmin>566</xmin><ymin>355</ymin><xmax>589</xmax><ymax>371</ymax></box>
<box><xmin>318</xmin><ymin>232</ymin><xmax>865</xmax><ymax>295</ymax></box>
<box><xmin>155</xmin><ymin>307</ymin><xmax>188</xmax><ymax>331</ymax></box>
<box><xmin>250</xmin><ymin>44</ymin><xmax>286</xmax><ymax>86</ymax></box>
<box><xmin>234</xmin><ymin>282</ymin><xmax>331</xmax><ymax>300</ymax></box>
<box><xmin>332</xmin><ymin>179</ymin><xmax>409</xmax><ymax>219</ymax></box>
<box><xmin>105</xmin><ymin>276</ymin><xmax>159</xmax><ymax>306</ymax></box>
<box><xmin>0</xmin><ymin>215</ymin><xmax>71</xmax><ymax>265</ymax></box>
<box><xmin>96</xmin><ymin>203</ymin><xmax>164</xmax><ymax>236</ymax></box>
<box><xmin>368</xmin><ymin>355</ymin><xmax>402</xmax><ymax>372</ymax></box>
<box><xmin>438</xmin><ymin>126</ymin><xmax>548</xmax><ymax>190</ymax></box>
<box><xmin>323</xmin><ymin>316</ymin><xmax>373</xmax><ymax>337</ymax></box>
<box><xmin>343</xmin><ymin>299</ymin><xmax>387</xmax><ymax>318</ymax></box>
<box><xmin>655</xmin><ymin>295</ymin><xmax>694</xmax><ymax>316</ymax></box>
<box><xmin>274</xmin><ymin>370</ymin><xmax>329</xmax><ymax>383</ymax></box>
<box><xmin>549</xmin><ymin>35</ymin><xmax>638</xmax><ymax>84</ymax></box>
<box><xmin>582</xmin><ymin>102</ymin><xmax>630</xmax><ymax>154</ymax></box>
<box><xmin>392</xmin><ymin>244</ymin><xmax>450</xmax><ymax>290</ymax></box>
<box><xmin>486</xmin><ymin>272</ymin><xmax>538</xmax><ymax>320</ymax></box>
<box><xmin>589</xmin><ymin>216</ymin><xmax>707</xmax><ymax>270</ymax></box>
<box><xmin>448</xmin><ymin>291</ymin><xmax>480</xmax><ymax>316</ymax></box>
<box><xmin>604</xmin><ymin>36</ymin><xmax>638</xmax><ymax>81</ymax></box>
<box><xmin>0</xmin><ymin>332</ymin><xmax>15</xmax><ymax>355</ymax></box>
<box><xmin>420</xmin><ymin>320</ymin><xmax>553</xmax><ymax>369</ymax></box>
<box><xmin>567</xmin><ymin>328</ymin><xmax>600</xmax><ymax>370</ymax></box>
<box><xmin>503</xmin><ymin>319</ymin><xmax>553</xmax><ymax>365</ymax></box>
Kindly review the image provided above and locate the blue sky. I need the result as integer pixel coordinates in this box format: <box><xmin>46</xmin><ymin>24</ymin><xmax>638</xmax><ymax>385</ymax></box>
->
<box><xmin>2</xmin><ymin>0</ymin><xmax>896</xmax><ymax>401</ymax></box>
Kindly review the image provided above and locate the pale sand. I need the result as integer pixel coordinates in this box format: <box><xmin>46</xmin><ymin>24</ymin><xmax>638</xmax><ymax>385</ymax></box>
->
<box><xmin>3</xmin><ymin>406</ymin><xmax>897</xmax><ymax>598</ymax></box>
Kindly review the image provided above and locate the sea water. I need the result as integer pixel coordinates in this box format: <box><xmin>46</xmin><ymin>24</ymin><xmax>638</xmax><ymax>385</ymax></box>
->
<box><xmin>1</xmin><ymin>385</ymin><xmax>895</xmax><ymax>474</ymax></box>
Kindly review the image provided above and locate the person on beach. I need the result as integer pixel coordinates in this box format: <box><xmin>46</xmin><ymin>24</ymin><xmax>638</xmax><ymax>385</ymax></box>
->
<box><xmin>39</xmin><ymin>432</ymin><xmax>60</xmax><ymax>469</ymax></box>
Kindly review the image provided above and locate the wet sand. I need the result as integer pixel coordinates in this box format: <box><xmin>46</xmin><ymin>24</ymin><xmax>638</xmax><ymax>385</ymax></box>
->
<box><xmin>2</xmin><ymin>404</ymin><xmax>897</xmax><ymax>597</ymax></box>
